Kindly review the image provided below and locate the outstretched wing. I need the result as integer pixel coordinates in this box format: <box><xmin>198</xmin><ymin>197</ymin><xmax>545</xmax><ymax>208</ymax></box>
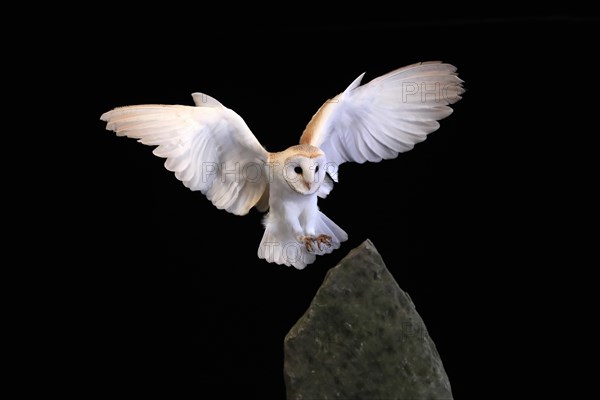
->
<box><xmin>300</xmin><ymin>61</ymin><xmax>464</xmax><ymax>181</ymax></box>
<box><xmin>101</xmin><ymin>93</ymin><xmax>269</xmax><ymax>216</ymax></box>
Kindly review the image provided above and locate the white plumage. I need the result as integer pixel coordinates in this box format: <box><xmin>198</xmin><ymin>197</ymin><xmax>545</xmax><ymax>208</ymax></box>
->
<box><xmin>101</xmin><ymin>61</ymin><xmax>464</xmax><ymax>269</ymax></box>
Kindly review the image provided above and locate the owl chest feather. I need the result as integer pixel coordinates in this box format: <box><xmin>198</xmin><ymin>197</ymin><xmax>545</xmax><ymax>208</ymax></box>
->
<box><xmin>268</xmin><ymin>179</ymin><xmax>318</xmax><ymax>230</ymax></box>
<box><xmin>270</xmin><ymin>184</ymin><xmax>316</xmax><ymax>214</ymax></box>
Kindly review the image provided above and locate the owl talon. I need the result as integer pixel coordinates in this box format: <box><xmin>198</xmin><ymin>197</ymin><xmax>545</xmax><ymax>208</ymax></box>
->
<box><xmin>299</xmin><ymin>235</ymin><xmax>315</xmax><ymax>252</ymax></box>
<box><xmin>299</xmin><ymin>234</ymin><xmax>332</xmax><ymax>252</ymax></box>
<box><xmin>316</xmin><ymin>234</ymin><xmax>332</xmax><ymax>251</ymax></box>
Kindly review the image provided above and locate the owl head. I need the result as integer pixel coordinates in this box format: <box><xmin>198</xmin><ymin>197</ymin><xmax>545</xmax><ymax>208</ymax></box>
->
<box><xmin>280</xmin><ymin>144</ymin><xmax>326</xmax><ymax>195</ymax></box>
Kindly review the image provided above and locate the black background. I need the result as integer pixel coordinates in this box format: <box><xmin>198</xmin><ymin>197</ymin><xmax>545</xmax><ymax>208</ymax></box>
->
<box><xmin>81</xmin><ymin>15</ymin><xmax>594</xmax><ymax>399</ymax></box>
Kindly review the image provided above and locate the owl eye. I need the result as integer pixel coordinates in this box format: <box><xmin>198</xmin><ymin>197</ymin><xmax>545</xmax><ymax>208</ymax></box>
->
<box><xmin>294</xmin><ymin>166</ymin><xmax>302</xmax><ymax>174</ymax></box>
<box><xmin>315</xmin><ymin>165</ymin><xmax>319</xmax><ymax>172</ymax></box>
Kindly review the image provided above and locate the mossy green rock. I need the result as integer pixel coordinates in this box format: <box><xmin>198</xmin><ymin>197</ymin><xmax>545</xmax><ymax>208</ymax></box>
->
<box><xmin>284</xmin><ymin>239</ymin><xmax>453</xmax><ymax>400</ymax></box>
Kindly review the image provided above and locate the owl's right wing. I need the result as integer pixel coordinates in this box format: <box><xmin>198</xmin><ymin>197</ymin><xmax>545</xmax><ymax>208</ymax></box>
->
<box><xmin>101</xmin><ymin>93</ymin><xmax>269</xmax><ymax>216</ymax></box>
<box><xmin>300</xmin><ymin>61</ymin><xmax>464</xmax><ymax>181</ymax></box>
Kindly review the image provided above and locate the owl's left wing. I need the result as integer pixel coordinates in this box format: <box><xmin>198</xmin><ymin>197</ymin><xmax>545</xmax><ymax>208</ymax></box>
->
<box><xmin>300</xmin><ymin>61</ymin><xmax>464</xmax><ymax>181</ymax></box>
<box><xmin>101</xmin><ymin>93</ymin><xmax>269</xmax><ymax>216</ymax></box>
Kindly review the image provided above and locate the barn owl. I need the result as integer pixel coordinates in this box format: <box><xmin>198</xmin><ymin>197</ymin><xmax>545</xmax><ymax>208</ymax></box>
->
<box><xmin>101</xmin><ymin>61</ymin><xmax>464</xmax><ymax>269</ymax></box>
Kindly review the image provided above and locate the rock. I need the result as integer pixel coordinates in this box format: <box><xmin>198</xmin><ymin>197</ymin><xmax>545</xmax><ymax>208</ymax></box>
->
<box><xmin>284</xmin><ymin>239</ymin><xmax>453</xmax><ymax>400</ymax></box>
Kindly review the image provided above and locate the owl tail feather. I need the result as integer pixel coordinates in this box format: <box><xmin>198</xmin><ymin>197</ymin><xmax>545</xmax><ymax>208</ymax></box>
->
<box><xmin>257</xmin><ymin>211</ymin><xmax>348</xmax><ymax>270</ymax></box>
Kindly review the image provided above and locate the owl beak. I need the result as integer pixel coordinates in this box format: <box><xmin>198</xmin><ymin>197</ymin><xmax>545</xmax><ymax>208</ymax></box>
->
<box><xmin>304</xmin><ymin>180</ymin><xmax>312</xmax><ymax>190</ymax></box>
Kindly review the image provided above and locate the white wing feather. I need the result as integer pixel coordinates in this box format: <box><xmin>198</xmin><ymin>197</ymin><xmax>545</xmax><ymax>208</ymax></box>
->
<box><xmin>101</xmin><ymin>93</ymin><xmax>269</xmax><ymax>216</ymax></box>
<box><xmin>300</xmin><ymin>61</ymin><xmax>464</xmax><ymax>181</ymax></box>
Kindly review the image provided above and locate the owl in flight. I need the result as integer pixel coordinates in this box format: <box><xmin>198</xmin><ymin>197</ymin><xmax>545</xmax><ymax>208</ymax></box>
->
<box><xmin>101</xmin><ymin>61</ymin><xmax>464</xmax><ymax>269</ymax></box>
